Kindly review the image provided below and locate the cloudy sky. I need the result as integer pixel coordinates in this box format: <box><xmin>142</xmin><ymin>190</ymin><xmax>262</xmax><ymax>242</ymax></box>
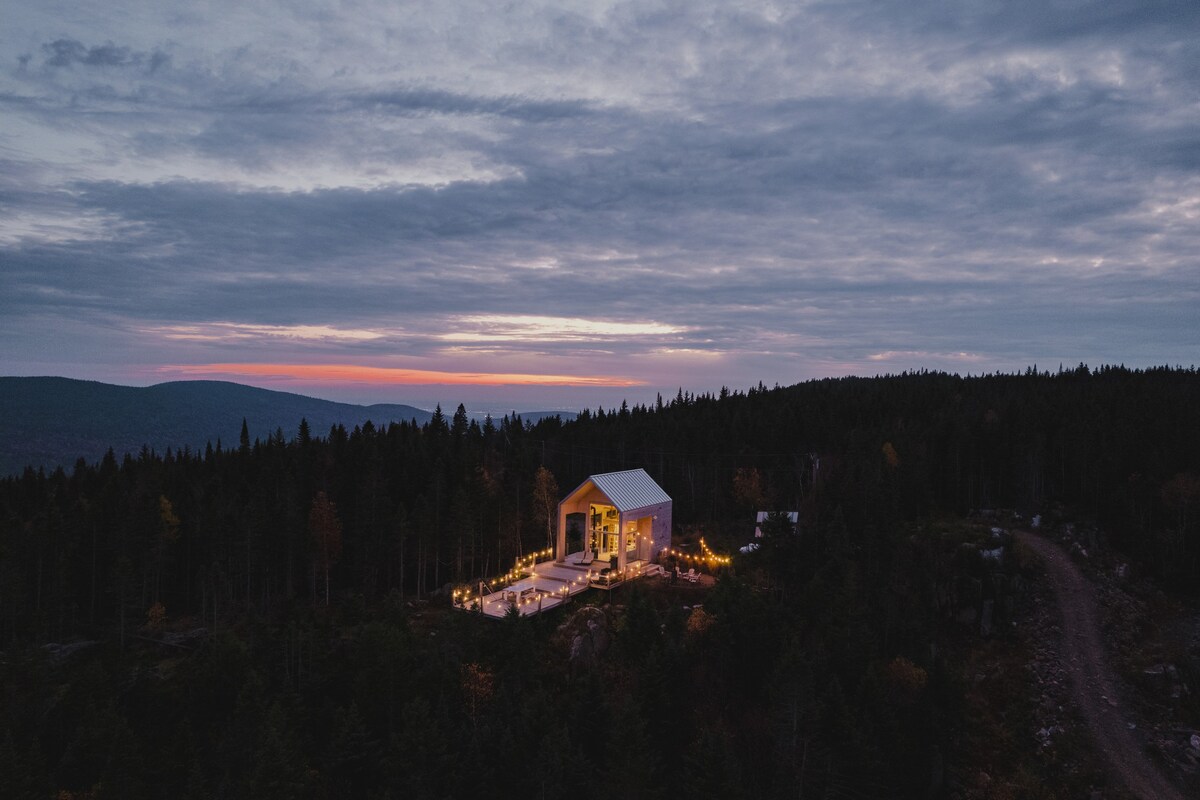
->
<box><xmin>2</xmin><ymin>1</ymin><xmax>1198</xmax><ymax>409</ymax></box>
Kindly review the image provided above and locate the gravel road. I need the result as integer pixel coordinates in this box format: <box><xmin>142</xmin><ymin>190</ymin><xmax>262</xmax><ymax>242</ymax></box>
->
<box><xmin>1016</xmin><ymin>530</ymin><xmax>1186</xmax><ymax>800</ymax></box>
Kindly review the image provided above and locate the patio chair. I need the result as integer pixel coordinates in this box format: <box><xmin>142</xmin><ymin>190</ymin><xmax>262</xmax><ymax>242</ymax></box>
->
<box><xmin>574</xmin><ymin>551</ymin><xmax>595</xmax><ymax>566</ymax></box>
<box><xmin>685</xmin><ymin>568</ymin><xmax>699</xmax><ymax>583</ymax></box>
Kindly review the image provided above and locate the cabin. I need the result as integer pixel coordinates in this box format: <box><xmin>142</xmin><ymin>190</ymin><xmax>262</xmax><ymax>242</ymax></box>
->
<box><xmin>555</xmin><ymin>468</ymin><xmax>672</xmax><ymax>573</ymax></box>
<box><xmin>461</xmin><ymin>468</ymin><xmax>673</xmax><ymax>618</ymax></box>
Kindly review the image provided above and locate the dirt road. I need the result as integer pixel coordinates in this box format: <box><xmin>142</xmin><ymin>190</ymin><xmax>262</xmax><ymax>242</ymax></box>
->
<box><xmin>1016</xmin><ymin>531</ymin><xmax>1186</xmax><ymax>800</ymax></box>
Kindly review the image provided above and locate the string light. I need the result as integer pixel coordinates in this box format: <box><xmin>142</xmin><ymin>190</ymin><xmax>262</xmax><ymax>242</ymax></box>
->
<box><xmin>663</xmin><ymin>538</ymin><xmax>732</xmax><ymax>568</ymax></box>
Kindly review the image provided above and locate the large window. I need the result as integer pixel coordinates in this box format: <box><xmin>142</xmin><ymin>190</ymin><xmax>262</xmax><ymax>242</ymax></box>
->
<box><xmin>589</xmin><ymin>504</ymin><xmax>620</xmax><ymax>559</ymax></box>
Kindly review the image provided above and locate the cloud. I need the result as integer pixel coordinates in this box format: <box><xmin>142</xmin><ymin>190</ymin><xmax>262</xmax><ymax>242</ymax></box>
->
<box><xmin>867</xmin><ymin>351</ymin><xmax>987</xmax><ymax>364</ymax></box>
<box><xmin>440</xmin><ymin>315</ymin><xmax>684</xmax><ymax>343</ymax></box>
<box><xmin>41</xmin><ymin>38</ymin><xmax>169</xmax><ymax>71</ymax></box>
<box><xmin>1</xmin><ymin>0</ymin><xmax>1198</xmax><ymax>403</ymax></box>
<box><xmin>143</xmin><ymin>323</ymin><xmax>388</xmax><ymax>342</ymax></box>
<box><xmin>357</xmin><ymin>89</ymin><xmax>596</xmax><ymax>122</ymax></box>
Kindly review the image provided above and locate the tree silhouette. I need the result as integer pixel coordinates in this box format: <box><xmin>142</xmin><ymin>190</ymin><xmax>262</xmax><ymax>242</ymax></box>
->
<box><xmin>309</xmin><ymin>491</ymin><xmax>343</xmax><ymax>606</ymax></box>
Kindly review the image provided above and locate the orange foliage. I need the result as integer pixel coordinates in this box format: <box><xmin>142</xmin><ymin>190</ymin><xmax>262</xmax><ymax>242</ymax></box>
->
<box><xmin>461</xmin><ymin>662</ymin><xmax>495</xmax><ymax>725</ymax></box>
<box><xmin>146</xmin><ymin>601</ymin><xmax>167</xmax><ymax>631</ymax></box>
<box><xmin>732</xmin><ymin>467</ymin><xmax>765</xmax><ymax>509</ymax></box>
<box><xmin>882</xmin><ymin>441</ymin><xmax>900</xmax><ymax>468</ymax></box>
<box><xmin>686</xmin><ymin>607</ymin><xmax>715</xmax><ymax>636</ymax></box>
<box><xmin>884</xmin><ymin>656</ymin><xmax>927</xmax><ymax>705</ymax></box>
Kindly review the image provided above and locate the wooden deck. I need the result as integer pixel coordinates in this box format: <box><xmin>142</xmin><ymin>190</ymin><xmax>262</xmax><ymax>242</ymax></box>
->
<box><xmin>456</xmin><ymin>551</ymin><xmax>663</xmax><ymax>618</ymax></box>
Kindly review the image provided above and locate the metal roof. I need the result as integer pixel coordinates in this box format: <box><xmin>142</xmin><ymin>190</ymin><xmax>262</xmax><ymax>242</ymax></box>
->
<box><xmin>569</xmin><ymin>468</ymin><xmax>671</xmax><ymax>512</ymax></box>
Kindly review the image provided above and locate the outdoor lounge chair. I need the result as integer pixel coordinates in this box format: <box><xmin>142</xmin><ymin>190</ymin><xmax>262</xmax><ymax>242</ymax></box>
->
<box><xmin>684</xmin><ymin>568</ymin><xmax>699</xmax><ymax>583</ymax></box>
<box><xmin>574</xmin><ymin>551</ymin><xmax>595</xmax><ymax>566</ymax></box>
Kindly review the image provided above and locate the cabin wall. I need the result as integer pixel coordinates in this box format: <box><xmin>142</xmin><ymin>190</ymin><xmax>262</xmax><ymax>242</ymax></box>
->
<box><xmin>626</xmin><ymin>500</ymin><xmax>672</xmax><ymax>559</ymax></box>
<box><xmin>557</xmin><ymin>477</ymin><xmax>673</xmax><ymax>563</ymax></box>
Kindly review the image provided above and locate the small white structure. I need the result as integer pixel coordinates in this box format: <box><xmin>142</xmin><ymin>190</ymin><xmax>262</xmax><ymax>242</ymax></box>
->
<box><xmin>462</xmin><ymin>469</ymin><xmax>672</xmax><ymax>619</ymax></box>
<box><xmin>556</xmin><ymin>468</ymin><xmax>672</xmax><ymax>573</ymax></box>
<box><xmin>755</xmin><ymin>511</ymin><xmax>798</xmax><ymax>538</ymax></box>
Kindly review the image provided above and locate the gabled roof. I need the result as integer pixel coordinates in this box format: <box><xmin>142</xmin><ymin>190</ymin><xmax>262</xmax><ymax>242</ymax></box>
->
<box><xmin>568</xmin><ymin>468</ymin><xmax>671</xmax><ymax>512</ymax></box>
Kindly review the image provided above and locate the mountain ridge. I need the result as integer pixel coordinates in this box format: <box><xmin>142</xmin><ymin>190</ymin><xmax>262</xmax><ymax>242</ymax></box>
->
<box><xmin>0</xmin><ymin>377</ymin><xmax>437</xmax><ymax>476</ymax></box>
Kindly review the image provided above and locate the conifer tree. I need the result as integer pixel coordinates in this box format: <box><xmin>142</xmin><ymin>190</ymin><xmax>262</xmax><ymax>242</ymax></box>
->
<box><xmin>309</xmin><ymin>491</ymin><xmax>343</xmax><ymax>606</ymax></box>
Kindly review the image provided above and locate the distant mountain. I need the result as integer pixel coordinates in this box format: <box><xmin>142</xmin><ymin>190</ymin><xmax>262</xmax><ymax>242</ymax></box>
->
<box><xmin>0</xmin><ymin>377</ymin><xmax>434</xmax><ymax>476</ymax></box>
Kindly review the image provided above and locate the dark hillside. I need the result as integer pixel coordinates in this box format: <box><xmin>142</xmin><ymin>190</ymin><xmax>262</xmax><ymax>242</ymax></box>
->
<box><xmin>0</xmin><ymin>377</ymin><xmax>432</xmax><ymax>476</ymax></box>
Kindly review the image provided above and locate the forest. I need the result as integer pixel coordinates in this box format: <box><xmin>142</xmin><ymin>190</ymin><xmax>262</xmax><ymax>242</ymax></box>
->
<box><xmin>1</xmin><ymin>365</ymin><xmax>1198</xmax><ymax>798</ymax></box>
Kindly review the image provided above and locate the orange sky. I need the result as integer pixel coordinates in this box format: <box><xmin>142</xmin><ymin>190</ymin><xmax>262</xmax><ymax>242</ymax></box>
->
<box><xmin>167</xmin><ymin>363</ymin><xmax>646</xmax><ymax>388</ymax></box>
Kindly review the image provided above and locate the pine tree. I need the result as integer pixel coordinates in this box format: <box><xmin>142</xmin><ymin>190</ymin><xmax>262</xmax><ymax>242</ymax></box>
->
<box><xmin>429</xmin><ymin>404</ymin><xmax>447</xmax><ymax>434</ymax></box>
<box><xmin>246</xmin><ymin>704</ymin><xmax>311</xmax><ymax>800</ymax></box>
<box><xmin>309</xmin><ymin>491</ymin><xmax>343</xmax><ymax>606</ymax></box>
<box><xmin>451</xmin><ymin>404</ymin><xmax>469</xmax><ymax>438</ymax></box>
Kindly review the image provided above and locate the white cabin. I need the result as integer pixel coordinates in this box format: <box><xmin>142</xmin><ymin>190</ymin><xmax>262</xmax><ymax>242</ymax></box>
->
<box><xmin>556</xmin><ymin>468</ymin><xmax>672</xmax><ymax>573</ymax></box>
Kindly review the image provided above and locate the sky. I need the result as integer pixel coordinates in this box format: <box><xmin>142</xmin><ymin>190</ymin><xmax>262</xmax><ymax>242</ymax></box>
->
<box><xmin>2</xmin><ymin>1</ymin><xmax>1199</xmax><ymax>410</ymax></box>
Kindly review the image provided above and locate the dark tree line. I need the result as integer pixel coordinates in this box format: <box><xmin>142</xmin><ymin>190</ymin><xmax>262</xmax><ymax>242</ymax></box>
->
<box><xmin>0</xmin><ymin>365</ymin><xmax>1197</xmax><ymax>798</ymax></box>
<box><xmin>3</xmin><ymin>365</ymin><xmax>1200</xmax><ymax>642</ymax></box>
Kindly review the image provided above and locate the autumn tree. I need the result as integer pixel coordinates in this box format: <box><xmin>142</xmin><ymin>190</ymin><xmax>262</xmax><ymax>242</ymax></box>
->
<box><xmin>732</xmin><ymin>466</ymin><xmax>765</xmax><ymax>510</ymax></box>
<box><xmin>531</xmin><ymin>466</ymin><xmax>559</xmax><ymax>551</ymax></box>
<box><xmin>152</xmin><ymin>495</ymin><xmax>180</xmax><ymax>605</ymax></box>
<box><xmin>309</xmin><ymin>491</ymin><xmax>343</xmax><ymax>606</ymax></box>
<box><xmin>882</xmin><ymin>441</ymin><xmax>900</xmax><ymax>469</ymax></box>
<box><xmin>460</xmin><ymin>663</ymin><xmax>495</xmax><ymax>730</ymax></box>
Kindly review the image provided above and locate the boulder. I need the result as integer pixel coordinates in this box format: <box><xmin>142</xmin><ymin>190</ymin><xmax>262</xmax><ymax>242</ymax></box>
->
<box><xmin>587</xmin><ymin>618</ymin><xmax>611</xmax><ymax>656</ymax></box>
<box><xmin>570</xmin><ymin>633</ymin><xmax>595</xmax><ymax>671</ymax></box>
<box><xmin>980</xmin><ymin>546</ymin><xmax>1004</xmax><ymax>563</ymax></box>
<box><xmin>557</xmin><ymin>605</ymin><xmax>611</xmax><ymax>662</ymax></box>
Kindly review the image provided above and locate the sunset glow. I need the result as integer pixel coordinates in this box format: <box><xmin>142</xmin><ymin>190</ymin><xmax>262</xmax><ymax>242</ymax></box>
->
<box><xmin>166</xmin><ymin>363</ymin><xmax>645</xmax><ymax>387</ymax></box>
